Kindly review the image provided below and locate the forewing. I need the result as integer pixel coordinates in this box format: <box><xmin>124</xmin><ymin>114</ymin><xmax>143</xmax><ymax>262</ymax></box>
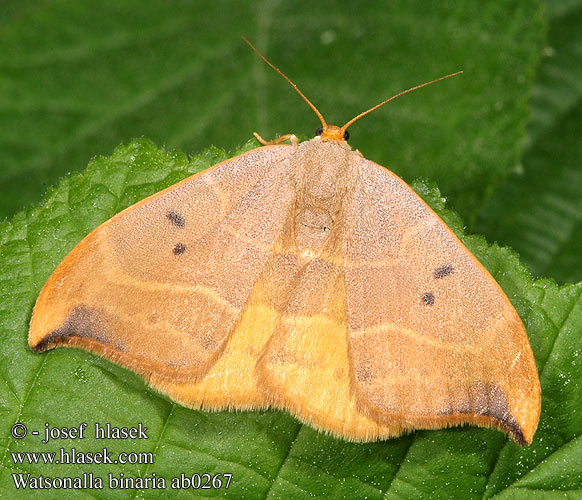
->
<box><xmin>343</xmin><ymin>158</ymin><xmax>541</xmax><ymax>445</ymax></box>
<box><xmin>29</xmin><ymin>146</ymin><xmax>295</xmax><ymax>383</ymax></box>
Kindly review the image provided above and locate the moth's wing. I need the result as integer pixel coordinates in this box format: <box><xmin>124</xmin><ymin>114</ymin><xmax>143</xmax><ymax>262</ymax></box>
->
<box><xmin>343</xmin><ymin>158</ymin><xmax>541</xmax><ymax>445</ymax></box>
<box><xmin>254</xmin><ymin>233</ymin><xmax>404</xmax><ymax>440</ymax></box>
<box><xmin>29</xmin><ymin>146</ymin><xmax>295</xmax><ymax>383</ymax></box>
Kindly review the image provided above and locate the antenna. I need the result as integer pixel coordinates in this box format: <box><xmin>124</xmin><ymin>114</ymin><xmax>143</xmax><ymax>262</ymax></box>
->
<box><xmin>340</xmin><ymin>71</ymin><xmax>463</xmax><ymax>135</ymax></box>
<box><xmin>242</xmin><ymin>36</ymin><xmax>327</xmax><ymax>129</ymax></box>
<box><xmin>243</xmin><ymin>36</ymin><xmax>463</xmax><ymax>140</ymax></box>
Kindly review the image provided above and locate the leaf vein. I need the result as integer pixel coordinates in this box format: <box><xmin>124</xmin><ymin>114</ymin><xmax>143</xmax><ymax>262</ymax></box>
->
<box><xmin>262</xmin><ymin>424</ymin><xmax>302</xmax><ymax>500</ymax></box>
<box><xmin>383</xmin><ymin>435</ymin><xmax>416</xmax><ymax>498</ymax></box>
<box><xmin>0</xmin><ymin>354</ymin><xmax>48</xmax><ymax>470</ymax></box>
<box><xmin>130</xmin><ymin>403</ymin><xmax>175</xmax><ymax>500</ymax></box>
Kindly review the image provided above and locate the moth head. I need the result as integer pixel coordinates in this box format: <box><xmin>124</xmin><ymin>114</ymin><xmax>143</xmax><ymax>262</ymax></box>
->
<box><xmin>315</xmin><ymin>125</ymin><xmax>350</xmax><ymax>142</ymax></box>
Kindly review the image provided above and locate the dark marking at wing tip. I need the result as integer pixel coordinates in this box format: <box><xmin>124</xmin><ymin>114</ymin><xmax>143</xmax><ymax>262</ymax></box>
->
<box><xmin>167</xmin><ymin>210</ymin><xmax>186</xmax><ymax>228</ymax></box>
<box><xmin>32</xmin><ymin>305</ymin><xmax>115</xmax><ymax>352</ymax></box>
<box><xmin>422</xmin><ymin>292</ymin><xmax>435</xmax><ymax>306</ymax></box>
<box><xmin>434</xmin><ymin>264</ymin><xmax>454</xmax><ymax>279</ymax></box>
<box><xmin>505</xmin><ymin>418</ymin><xmax>528</xmax><ymax>446</ymax></box>
<box><xmin>478</xmin><ymin>383</ymin><xmax>528</xmax><ymax>446</ymax></box>
<box><xmin>31</xmin><ymin>336</ymin><xmax>54</xmax><ymax>352</ymax></box>
<box><xmin>173</xmin><ymin>243</ymin><xmax>186</xmax><ymax>255</ymax></box>
<box><xmin>439</xmin><ymin>382</ymin><xmax>528</xmax><ymax>446</ymax></box>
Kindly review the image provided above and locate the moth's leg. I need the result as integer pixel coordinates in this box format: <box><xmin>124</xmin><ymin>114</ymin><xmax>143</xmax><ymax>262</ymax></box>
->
<box><xmin>253</xmin><ymin>132</ymin><xmax>299</xmax><ymax>146</ymax></box>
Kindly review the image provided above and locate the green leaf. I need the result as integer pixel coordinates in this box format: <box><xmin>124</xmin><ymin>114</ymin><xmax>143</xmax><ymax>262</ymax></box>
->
<box><xmin>1</xmin><ymin>139</ymin><xmax>580</xmax><ymax>499</ymax></box>
<box><xmin>476</xmin><ymin>1</ymin><xmax>582</xmax><ymax>284</ymax></box>
<box><xmin>0</xmin><ymin>0</ymin><xmax>543</xmax><ymax>223</ymax></box>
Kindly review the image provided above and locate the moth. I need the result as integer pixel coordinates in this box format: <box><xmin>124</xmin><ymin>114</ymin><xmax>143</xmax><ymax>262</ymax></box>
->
<box><xmin>29</xmin><ymin>38</ymin><xmax>541</xmax><ymax>446</ymax></box>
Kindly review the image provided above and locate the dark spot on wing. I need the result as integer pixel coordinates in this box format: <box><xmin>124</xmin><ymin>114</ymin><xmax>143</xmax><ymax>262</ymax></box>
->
<box><xmin>32</xmin><ymin>305</ymin><xmax>116</xmax><ymax>352</ymax></box>
<box><xmin>173</xmin><ymin>242</ymin><xmax>186</xmax><ymax>255</ymax></box>
<box><xmin>167</xmin><ymin>210</ymin><xmax>185</xmax><ymax>228</ymax></box>
<box><xmin>434</xmin><ymin>264</ymin><xmax>454</xmax><ymax>279</ymax></box>
<box><xmin>422</xmin><ymin>292</ymin><xmax>435</xmax><ymax>306</ymax></box>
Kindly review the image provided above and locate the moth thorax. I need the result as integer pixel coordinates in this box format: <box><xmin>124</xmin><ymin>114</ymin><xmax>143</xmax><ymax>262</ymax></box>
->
<box><xmin>292</xmin><ymin>140</ymin><xmax>350</xmax><ymax>201</ymax></box>
<box><xmin>294</xmin><ymin>206</ymin><xmax>334</xmax><ymax>256</ymax></box>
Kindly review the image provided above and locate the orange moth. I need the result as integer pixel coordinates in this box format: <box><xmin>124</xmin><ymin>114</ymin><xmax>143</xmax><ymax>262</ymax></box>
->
<box><xmin>29</xmin><ymin>38</ymin><xmax>541</xmax><ymax>445</ymax></box>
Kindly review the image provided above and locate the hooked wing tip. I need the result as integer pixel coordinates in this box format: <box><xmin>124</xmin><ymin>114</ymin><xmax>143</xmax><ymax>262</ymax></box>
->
<box><xmin>29</xmin><ymin>305</ymin><xmax>112</xmax><ymax>353</ymax></box>
<box><xmin>443</xmin><ymin>382</ymin><xmax>536</xmax><ymax>446</ymax></box>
